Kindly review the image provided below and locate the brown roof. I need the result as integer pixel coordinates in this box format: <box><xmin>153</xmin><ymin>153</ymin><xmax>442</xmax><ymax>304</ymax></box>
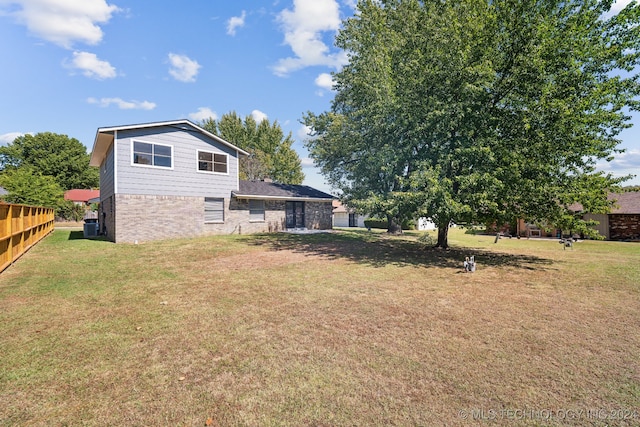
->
<box><xmin>609</xmin><ymin>191</ymin><xmax>640</xmax><ymax>214</ymax></box>
<box><xmin>333</xmin><ymin>200</ymin><xmax>347</xmax><ymax>213</ymax></box>
<box><xmin>571</xmin><ymin>192</ymin><xmax>640</xmax><ymax>214</ymax></box>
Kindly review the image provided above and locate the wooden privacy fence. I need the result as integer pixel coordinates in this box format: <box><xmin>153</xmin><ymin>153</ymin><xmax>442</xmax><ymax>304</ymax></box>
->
<box><xmin>0</xmin><ymin>203</ymin><xmax>55</xmax><ymax>273</ymax></box>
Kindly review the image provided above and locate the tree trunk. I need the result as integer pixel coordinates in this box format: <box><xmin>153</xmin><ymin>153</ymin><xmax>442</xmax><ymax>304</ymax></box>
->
<box><xmin>436</xmin><ymin>223</ymin><xmax>449</xmax><ymax>248</ymax></box>
<box><xmin>386</xmin><ymin>215</ymin><xmax>403</xmax><ymax>234</ymax></box>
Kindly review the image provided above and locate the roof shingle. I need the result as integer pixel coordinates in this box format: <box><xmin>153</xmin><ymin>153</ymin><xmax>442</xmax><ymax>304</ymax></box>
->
<box><xmin>233</xmin><ymin>180</ymin><xmax>334</xmax><ymax>200</ymax></box>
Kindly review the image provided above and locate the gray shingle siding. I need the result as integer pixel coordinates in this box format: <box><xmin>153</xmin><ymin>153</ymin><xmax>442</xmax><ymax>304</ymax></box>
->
<box><xmin>115</xmin><ymin>125</ymin><xmax>239</xmax><ymax>198</ymax></box>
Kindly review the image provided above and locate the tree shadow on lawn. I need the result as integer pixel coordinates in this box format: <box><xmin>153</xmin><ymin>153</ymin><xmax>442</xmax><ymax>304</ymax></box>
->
<box><xmin>246</xmin><ymin>230</ymin><xmax>555</xmax><ymax>271</ymax></box>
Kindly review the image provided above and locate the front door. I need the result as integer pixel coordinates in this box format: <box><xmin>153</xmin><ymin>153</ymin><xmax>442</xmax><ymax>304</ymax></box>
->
<box><xmin>348</xmin><ymin>213</ymin><xmax>357</xmax><ymax>227</ymax></box>
<box><xmin>286</xmin><ymin>201</ymin><xmax>305</xmax><ymax>228</ymax></box>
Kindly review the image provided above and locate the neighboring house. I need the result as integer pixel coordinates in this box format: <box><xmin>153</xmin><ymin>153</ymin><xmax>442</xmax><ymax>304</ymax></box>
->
<box><xmin>417</xmin><ymin>217</ymin><xmax>437</xmax><ymax>231</ymax></box>
<box><xmin>89</xmin><ymin>120</ymin><xmax>334</xmax><ymax>243</ymax></box>
<box><xmin>0</xmin><ymin>186</ymin><xmax>7</xmax><ymax>198</ymax></box>
<box><xmin>583</xmin><ymin>192</ymin><xmax>640</xmax><ymax>241</ymax></box>
<box><xmin>64</xmin><ymin>189</ymin><xmax>100</xmax><ymax>206</ymax></box>
<box><xmin>332</xmin><ymin>200</ymin><xmax>366</xmax><ymax>228</ymax></box>
<box><xmin>332</xmin><ymin>200</ymin><xmax>437</xmax><ymax>230</ymax></box>
<box><xmin>510</xmin><ymin>192</ymin><xmax>640</xmax><ymax>240</ymax></box>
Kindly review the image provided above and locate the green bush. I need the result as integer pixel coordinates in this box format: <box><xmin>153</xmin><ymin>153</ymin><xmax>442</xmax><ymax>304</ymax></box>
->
<box><xmin>56</xmin><ymin>200</ymin><xmax>86</xmax><ymax>221</ymax></box>
<box><xmin>364</xmin><ymin>218</ymin><xmax>416</xmax><ymax>230</ymax></box>
<box><xmin>364</xmin><ymin>218</ymin><xmax>388</xmax><ymax>229</ymax></box>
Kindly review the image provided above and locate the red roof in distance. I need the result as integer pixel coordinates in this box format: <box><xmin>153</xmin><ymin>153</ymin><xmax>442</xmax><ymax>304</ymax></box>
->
<box><xmin>64</xmin><ymin>189</ymin><xmax>100</xmax><ymax>203</ymax></box>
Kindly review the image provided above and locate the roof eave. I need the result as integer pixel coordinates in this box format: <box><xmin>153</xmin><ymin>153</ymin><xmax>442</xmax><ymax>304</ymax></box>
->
<box><xmin>232</xmin><ymin>192</ymin><xmax>334</xmax><ymax>202</ymax></box>
<box><xmin>89</xmin><ymin>131</ymin><xmax>114</xmax><ymax>166</ymax></box>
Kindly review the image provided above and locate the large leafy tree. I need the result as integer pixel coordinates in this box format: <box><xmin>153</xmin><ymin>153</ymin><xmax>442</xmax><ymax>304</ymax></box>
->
<box><xmin>304</xmin><ymin>0</ymin><xmax>640</xmax><ymax>247</ymax></box>
<box><xmin>0</xmin><ymin>132</ymin><xmax>99</xmax><ymax>190</ymax></box>
<box><xmin>201</xmin><ymin>112</ymin><xmax>305</xmax><ymax>184</ymax></box>
<box><xmin>0</xmin><ymin>166</ymin><xmax>63</xmax><ymax>208</ymax></box>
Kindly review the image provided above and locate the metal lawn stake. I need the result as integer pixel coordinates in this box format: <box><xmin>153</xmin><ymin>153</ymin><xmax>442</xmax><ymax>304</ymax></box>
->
<box><xmin>560</xmin><ymin>238</ymin><xmax>573</xmax><ymax>250</ymax></box>
<box><xmin>464</xmin><ymin>256</ymin><xmax>476</xmax><ymax>272</ymax></box>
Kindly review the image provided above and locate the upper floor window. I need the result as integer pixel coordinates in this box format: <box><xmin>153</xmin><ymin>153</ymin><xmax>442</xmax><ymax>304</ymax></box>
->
<box><xmin>198</xmin><ymin>151</ymin><xmax>228</xmax><ymax>174</ymax></box>
<box><xmin>132</xmin><ymin>141</ymin><xmax>172</xmax><ymax>168</ymax></box>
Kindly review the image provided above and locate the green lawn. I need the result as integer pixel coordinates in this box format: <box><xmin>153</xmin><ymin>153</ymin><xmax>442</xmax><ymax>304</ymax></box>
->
<box><xmin>1</xmin><ymin>228</ymin><xmax>639</xmax><ymax>426</ymax></box>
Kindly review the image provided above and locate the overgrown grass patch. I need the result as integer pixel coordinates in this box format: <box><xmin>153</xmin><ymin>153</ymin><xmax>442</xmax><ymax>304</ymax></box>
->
<box><xmin>1</xmin><ymin>228</ymin><xmax>638</xmax><ymax>425</ymax></box>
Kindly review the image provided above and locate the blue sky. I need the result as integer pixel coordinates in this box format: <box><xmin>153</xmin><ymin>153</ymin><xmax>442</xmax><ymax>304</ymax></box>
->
<box><xmin>0</xmin><ymin>0</ymin><xmax>638</xmax><ymax>194</ymax></box>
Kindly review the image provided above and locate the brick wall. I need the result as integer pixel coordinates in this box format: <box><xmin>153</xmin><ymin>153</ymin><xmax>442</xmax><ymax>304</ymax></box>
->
<box><xmin>109</xmin><ymin>195</ymin><xmax>334</xmax><ymax>243</ymax></box>
<box><xmin>204</xmin><ymin>199</ymin><xmax>287</xmax><ymax>235</ymax></box>
<box><xmin>304</xmin><ymin>201</ymin><xmax>333</xmax><ymax>230</ymax></box>
<box><xmin>98</xmin><ymin>195</ymin><xmax>116</xmax><ymax>242</ymax></box>
<box><xmin>609</xmin><ymin>214</ymin><xmax>640</xmax><ymax>241</ymax></box>
<box><xmin>114</xmin><ymin>194</ymin><xmax>203</xmax><ymax>243</ymax></box>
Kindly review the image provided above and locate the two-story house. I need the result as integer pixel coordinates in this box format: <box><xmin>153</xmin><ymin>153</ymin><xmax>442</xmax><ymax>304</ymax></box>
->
<box><xmin>89</xmin><ymin>120</ymin><xmax>334</xmax><ymax>243</ymax></box>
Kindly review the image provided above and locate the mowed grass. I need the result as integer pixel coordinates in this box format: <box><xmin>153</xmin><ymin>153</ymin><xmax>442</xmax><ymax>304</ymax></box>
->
<box><xmin>0</xmin><ymin>228</ymin><xmax>639</xmax><ymax>426</ymax></box>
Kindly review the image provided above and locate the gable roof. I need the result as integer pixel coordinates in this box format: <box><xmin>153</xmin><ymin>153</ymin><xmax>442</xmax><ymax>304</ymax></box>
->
<box><xmin>332</xmin><ymin>200</ymin><xmax>357</xmax><ymax>213</ymax></box>
<box><xmin>233</xmin><ymin>180</ymin><xmax>334</xmax><ymax>201</ymax></box>
<box><xmin>89</xmin><ymin>119</ymin><xmax>250</xmax><ymax>167</ymax></box>
<box><xmin>64</xmin><ymin>189</ymin><xmax>100</xmax><ymax>203</ymax></box>
<box><xmin>610</xmin><ymin>191</ymin><xmax>640</xmax><ymax>214</ymax></box>
<box><xmin>571</xmin><ymin>191</ymin><xmax>640</xmax><ymax>214</ymax></box>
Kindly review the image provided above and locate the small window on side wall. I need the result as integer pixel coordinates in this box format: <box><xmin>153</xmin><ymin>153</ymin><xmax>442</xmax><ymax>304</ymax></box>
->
<box><xmin>198</xmin><ymin>151</ymin><xmax>228</xmax><ymax>174</ymax></box>
<box><xmin>249</xmin><ymin>199</ymin><xmax>265</xmax><ymax>222</ymax></box>
<box><xmin>205</xmin><ymin>198</ymin><xmax>224</xmax><ymax>223</ymax></box>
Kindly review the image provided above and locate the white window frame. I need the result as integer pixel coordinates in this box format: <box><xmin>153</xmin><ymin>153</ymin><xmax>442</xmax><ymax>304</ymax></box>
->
<box><xmin>204</xmin><ymin>197</ymin><xmax>225</xmax><ymax>223</ymax></box>
<box><xmin>249</xmin><ymin>199</ymin><xmax>265</xmax><ymax>222</ymax></box>
<box><xmin>197</xmin><ymin>150</ymin><xmax>229</xmax><ymax>175</ymax></box>
<box><xmin>131</xmin><ymin>140</ymin><xmax>173</xmax><ymax>169</ymax></box>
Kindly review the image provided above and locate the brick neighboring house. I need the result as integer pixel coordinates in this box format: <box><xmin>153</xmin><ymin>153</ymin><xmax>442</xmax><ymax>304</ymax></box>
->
<box><xmin>89</xmin><ymin>120</ymin><xmax>334</xmax><ymax>243</ymax></box>
<box><xmin>583</xmin><ymin>192</ymin><xmax>640</xmax><ymax>241</ymax></box>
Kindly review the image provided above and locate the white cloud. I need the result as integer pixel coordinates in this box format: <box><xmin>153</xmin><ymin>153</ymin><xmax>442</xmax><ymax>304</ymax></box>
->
<box><xmin>168</xmin><ymin>53</ymin><xmax>201</xmax><ymax>83</ymax></box>
<box><xmin>87</xmin><ymin>97</ymin><xmax>156</xmax><ymax>110</ymax></box>
<box><xmin>251</xmin><ymin>109</ymin><xmax>268</xmax><ymax>123</ymax></box>
<box><xmin>611</xmin><ymin>0</ymin><xmax>636</xmax><ymax>14</ymax></box>
<box><xmin>189</xmin><ymin>107</ymin><xmax>217</xmax><ymax>122</ymax></box>
<box><xmin>227</xmin><ymin>10</ymin><xmax>246</xmax><ymax>36</ymax></box>
<box><xmin>67</xmin><ymin>51</ymin><xmax>116</xmax><ymax>79</ymax></box>
<box><xmin>301</xmin><ymin>157</ymin><xmax>315</xmax><ymax>167</ymax></box>
<box><xmin>315</xmin><ymin>72</ymin><xmax>335</xmax><ymax>91</ymax></box>
<box><xmin>297</xmin><ymin>124</ymin><xmax>313</xmax><ymax>140</ymax></box>
<box><xmin>596</xmin><ymin>149</ymin><xmax>640</xmax><ymax>182</ymax></box>
<box><xmin>0</xmin><ymin>132</ymin><xmax>24</xmax><ymax>145</ymax></box>
<box><xmin>273</xmin><ymin>0</ymin><xmax>348</xmax><ymax>76</ymax></box>
<box><xmin>342</xmin><ymin>0</ymin><xmax>357</xmax><ymax>9</ymax></box>
<box><xmin>609</xmin><ymin>149</ymin><xmax>640</xmax><ymax>169</ymax></box>
<box><xmin>0</xmin><ymin>0</ymin><xmax>120</xmax><ymax>48</ymax></box>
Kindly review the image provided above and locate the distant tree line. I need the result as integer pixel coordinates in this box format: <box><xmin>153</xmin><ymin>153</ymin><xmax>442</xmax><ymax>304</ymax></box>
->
<box><xmin>0</xmin><ymin>132</ymin><xmax>99</xmax><ymax>219</ymax></box>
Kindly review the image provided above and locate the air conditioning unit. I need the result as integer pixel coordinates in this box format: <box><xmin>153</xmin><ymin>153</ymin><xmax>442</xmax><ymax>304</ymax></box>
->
<box><xmin>83</xmin><ymin>222</ymin><xmax>99</xmax><ymax>238</ymax></box>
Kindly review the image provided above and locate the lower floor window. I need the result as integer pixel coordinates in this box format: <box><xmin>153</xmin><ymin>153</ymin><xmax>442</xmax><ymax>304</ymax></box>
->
<box><xmin>249</xmin><ymin>199</ymin><xmax>265</xmax><ymax>222</ymax></box>
<box><xmin>205</xmin><ymin>198</ymin><xmax>224</xmax><ymax>223</ymax></box>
